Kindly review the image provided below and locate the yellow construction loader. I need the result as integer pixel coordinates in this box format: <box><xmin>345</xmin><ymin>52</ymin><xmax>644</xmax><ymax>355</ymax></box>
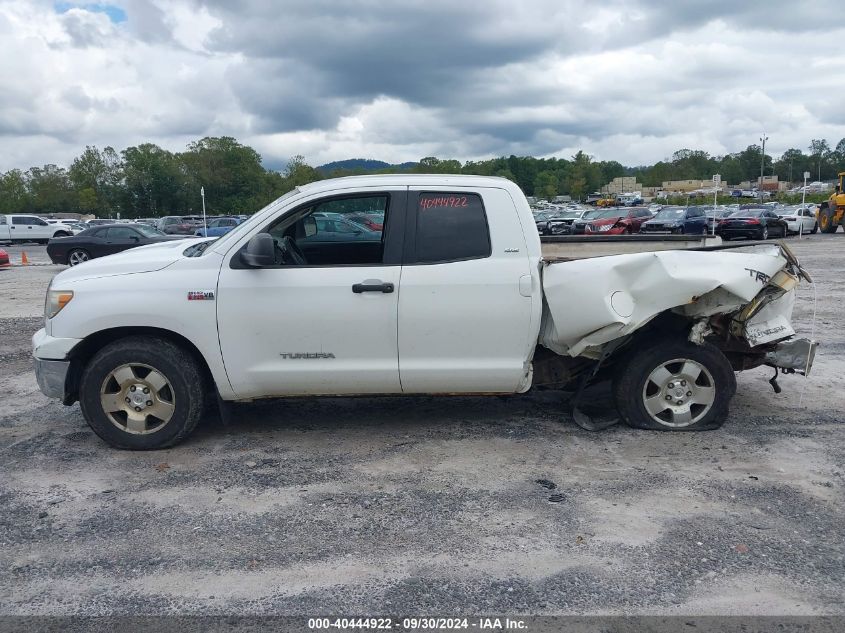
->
<box><xmin>818</xmin><ymin>171</ymin><xmax>845</xmax><ymax>233</ymax></box>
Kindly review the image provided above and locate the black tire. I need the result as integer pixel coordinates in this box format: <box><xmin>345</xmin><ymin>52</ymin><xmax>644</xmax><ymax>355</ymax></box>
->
<box><xmin>810</xmin><ymin>222</ymin><xmax>818</xmax><ymax>234</ymax></box>
<box><xmin>67</xmin><ymin>249</ymin><xmax>90</xmax><ymax>266</ymax></box>
<box><xmin>52</xmin><ymin>231</ymin><xmax>70</xmax><ymax>238</ymax></box>
<box><xmin>612</xmin><ymin>339</ymin><xmax>736</xmax><ymax>432</ymax></box>
<box><xmin>79</xmin><ymin>336</ymin><xmax>206</xmax><ymax>449</ymax></box>
<box><xmin>760</xmin><ymin>226</ymin><xmax>769</xmax><ymax>240</ymax></box>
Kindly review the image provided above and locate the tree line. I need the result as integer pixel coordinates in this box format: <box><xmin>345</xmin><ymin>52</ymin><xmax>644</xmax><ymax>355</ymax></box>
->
<box><xmin>1</xmin><ymin>136</ymin><xmax>844</xmax><ymax>217</ymax></box>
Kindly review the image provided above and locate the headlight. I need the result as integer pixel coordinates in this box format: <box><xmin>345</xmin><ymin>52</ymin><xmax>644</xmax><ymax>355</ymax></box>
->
<box><xmin>598</xmin><ymin>224</ymin><xmax>613</xmax><ymax>232</ymax></box>
<box><xmin>46</xmin><ymin>290</ymin><xmax>74</xmax><ymax>319</ymax></box>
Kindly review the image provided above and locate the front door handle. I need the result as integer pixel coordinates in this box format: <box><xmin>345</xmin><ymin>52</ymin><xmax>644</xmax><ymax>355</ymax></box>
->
<box><xmin>352</xmin><ymin>281</ymin><xmax>394</xmax><ymax>294</ymax></box>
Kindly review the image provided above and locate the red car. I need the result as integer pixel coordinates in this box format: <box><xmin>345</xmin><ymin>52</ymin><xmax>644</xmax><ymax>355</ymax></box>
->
<box><xmin>584</xmin><ymin>207</ymin><xmax>654</xmax><ymax>235</ymax></box>
<box><xmin>0</xmin><ymin>248</ymin><xmax>9</xmax><ymax>268</ymax></box>
<box><xmin>347</xmin><ymin>212</ymin><xmax>384</xmax><ymax>231</ymax></box>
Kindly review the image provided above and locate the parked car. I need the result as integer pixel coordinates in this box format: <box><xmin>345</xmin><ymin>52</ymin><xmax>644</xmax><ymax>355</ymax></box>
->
<box><xmin>157</xmin><ymin>216</ymin><xmax>201</xmax><ymax>235</ymax></box>
<box><xmin>32</xmin><ymin>175</ymin><xmax>813</xmax><ymax>449</ymax></box>
<box><xmin>640</xmin><ymin>206</ymin><xmax>707</xmax><ymax>234</ymax></box>
<box><xmin>0</xmin><ymin>215</ymin><xmax>76</xmax><ymax>244</ymax></box>
<box><xmin>715</xmin><ymin>207</ymin><xmax>788</xmax><ymax>240</ymax></box>
<box><xmin>346</xmin><ymin>212</ymin><xmax>384</xmax><ymax>231</ymax></box>
<box><xmin>571</xmin><ymin>208</ymin><xmax>615</xmax><ymax>234</ymax></box>
<box><xmin>195</xmin><ymin>217</ymin><xmax>242</xmax><ymax>237</ymax></box>
<box><xmin>46</xmin><ymin>223</ymin><xmax>186</xmax><ymax>266</ymax></box>
<box><xmin>778</xmin><ymin>207</ymin><xmax>818</xmax><ymax>234</ymax></box>
<box><xmin>86</xmin><ymin>219</ymin><xmax>114</xmax><ymax>227</ymax></box>
<box><xmin>705</xmin><ymin>207</ymin><xmax>735</xmax><ymax>232</ymax></box>
<box><xmin>0</xmin><ymin>248</ymin><xmax>9</xmax><ymax>268</ymax></box>
<box><xmin>584</xmin><ymin>207</ymin><xmax>654</xmax><ymax>234</ymax></box>
<box><xmin>539</xmin><ymin>210</ymin><xmax>586</xmax><ymax>235</ymax></box>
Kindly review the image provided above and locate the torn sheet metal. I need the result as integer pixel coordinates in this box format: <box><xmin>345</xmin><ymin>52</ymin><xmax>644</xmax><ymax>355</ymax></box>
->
<box><xmin>764</xmin><ymin>338</ymin><xmax>818</xmax><ymax>375</ymax></box>
<box><xmin>540</xmin><ymin>244</ymin><xmax>788</xmax><ymax>357</ymax></box>
<box><xmin>743</xmin><ymin>291</ymin><xmax>796</xmax><ymax>347</ymax></box>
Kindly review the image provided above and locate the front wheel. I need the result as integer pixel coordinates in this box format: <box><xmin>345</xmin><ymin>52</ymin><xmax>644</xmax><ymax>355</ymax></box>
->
<box><xmin>79</xmin><ymin>336</ymin><xmax>206</xmax><ymax>449</ymax></box>
<box><xmin>810</xmin><ymin>222</ymin><xmax>818</xmax><ymax>234</ymax></box>
<box><xmin>612</xmin><ymin>340</ymin><xmax>736</xmax><ymax>431</ymax></box>
<box><xmin>760</xmin><ymin>226</ymin><xmax>769</xmax><ymax>240</ymax></box>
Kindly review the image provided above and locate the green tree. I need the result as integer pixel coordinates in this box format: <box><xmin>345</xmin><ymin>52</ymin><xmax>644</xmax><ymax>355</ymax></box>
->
<box><xmin>0</xmin><ymin>169</ymin><xmax>31</xmax><ymax>214</ymax></box>
<box><xmin>120</xmin><ymin>144</ymin><xmax>185</xmax><ymax>217</ymax></box>
<box><xmin>282</xmin><ymin>155</ymin><xmax>323</xmax><ymax>190</ymax></box>
<box><xmin>69</xmin><ymin>145</ymin><xmax>123</xmax><ymax>216</ymax></box>
<box><xmin>809</xmin><ymin>139</ymin><xmax>831</xmax><ymax>181</ymax></box>
<box><xmin>26</xmin><ymin>164</ymin><xmax>74</xmax><ymax>213</ymax></box>
<box><xmin>180</xmin><ymin>136</ymin><xmax>267</xmax><ymax>214</ymax></box>
<box><xmin>533</xmin><ymin>170</ymin><xmax>558</xmax><ymax>200</ymax></box>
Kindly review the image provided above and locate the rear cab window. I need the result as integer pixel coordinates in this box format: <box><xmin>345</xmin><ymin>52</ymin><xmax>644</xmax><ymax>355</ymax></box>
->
<box><xmin>412</xmin><ymin>193</ymin><xmax>491</xmax><ymax>264</ymax></box>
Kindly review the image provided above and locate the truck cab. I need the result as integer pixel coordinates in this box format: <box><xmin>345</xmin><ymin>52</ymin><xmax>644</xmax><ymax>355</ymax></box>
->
<box><xmin>0</xmin><ymin>215</ymin><xmax>75</xmax><ymax>243</ymax></box>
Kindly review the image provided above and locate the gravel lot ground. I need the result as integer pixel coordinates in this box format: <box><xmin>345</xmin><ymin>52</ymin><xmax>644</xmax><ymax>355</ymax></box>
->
<box><xmin>0</xmin><ymin>238</ymin><xmax>843</xmax><ymax>616</ymax></box>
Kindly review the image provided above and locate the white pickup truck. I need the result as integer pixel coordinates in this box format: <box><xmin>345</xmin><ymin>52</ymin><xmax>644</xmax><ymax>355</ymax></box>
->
<box><xmin>32</xmin><ymin>175</ymin><xmax>815</xmax><ymax>449</ymax></box>
<box><xmin>0</xmin><ymin>214</ymin><xmax>76</xmax><ymax>243</ymax></box>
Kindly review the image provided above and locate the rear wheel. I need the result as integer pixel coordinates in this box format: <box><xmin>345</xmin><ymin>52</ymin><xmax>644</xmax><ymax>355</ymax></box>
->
<box><xmin>79</xmin><ymin>336</ymin><xmax>206</xmax><ymax>449</ymax></box>
<box><xmin>52</xmin><ymin>231</ymin><xmax>70</xmax><ymax>238</ymax></box>
<box><xmin>67</xmin><ymin>249</ymin><xmax>90</xmax><ymax>266</ymax></box>
<box><xmin>613</xmin><ymin>340</ymin><xmax>736</xmax><ymax>431</ymax></box>
<box><xmin>760</xmin><ymin>226</ymin><xmax>769</xmax><ymax>240</ymax></box>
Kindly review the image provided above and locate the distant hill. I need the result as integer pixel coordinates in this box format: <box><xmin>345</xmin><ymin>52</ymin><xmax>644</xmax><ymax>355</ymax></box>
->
<box><xmin>316</xmin><ymin>158</ymin><xmax>418</xmax><ymax>173</ymax></box>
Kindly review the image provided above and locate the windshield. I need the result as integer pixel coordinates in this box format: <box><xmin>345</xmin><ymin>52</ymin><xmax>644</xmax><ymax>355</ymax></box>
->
<box><xmin>730</xmin><ymin>209</ymin><xmax>764</xmax><ymax>217</ymax></box>
<box><xmin>654</xmin><ymin>208</ymin><xmax>686</xmax><ymax>219</ymax></box>
<box><xmin>204</xmin><ymin>188</ymin><xmax>302</xmax><ymax>255</ymax></box>
<box><xmin>135</xmin><ymin>224</ymin><xmax>165</xmax><ymax>237</ymax></box>
<box><xmin>552</xmin><ymin>211</ymin><xmax>581</xmax><ymax>220</ymax></box>
<box><xmin>581</xmin><ymin>210</ymin><xmax>605</xmax><ymax>220</ymax></box>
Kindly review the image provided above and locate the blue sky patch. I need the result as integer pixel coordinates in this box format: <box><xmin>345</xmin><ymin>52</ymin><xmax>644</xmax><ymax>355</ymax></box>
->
<box><xmin>54</xmin><ymin>2</ymin><xmax>127</xmax><ymax>23</ymax></box>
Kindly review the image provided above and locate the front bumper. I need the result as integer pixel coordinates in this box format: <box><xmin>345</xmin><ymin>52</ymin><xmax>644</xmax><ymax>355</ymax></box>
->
<box><xmin>35</xmin><ymin>358</ymin><xmax>71</xmax><ymax>399</ymax></box>
<box><xmin>33</xmin><ymin>328</ymin><xmax>82</xmax><ymax>402</ymax></box>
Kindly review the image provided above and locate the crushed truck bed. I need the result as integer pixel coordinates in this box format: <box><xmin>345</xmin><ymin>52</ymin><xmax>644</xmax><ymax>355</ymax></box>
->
<box><xmin>541</xmin><ymin>234</ymin><xmax>722</xmax><ymax>261</ymax></box>
<box><xmin>539</xmin><ymin>243</ymin><xmax>793</xmax><ymax>358</ymax></box>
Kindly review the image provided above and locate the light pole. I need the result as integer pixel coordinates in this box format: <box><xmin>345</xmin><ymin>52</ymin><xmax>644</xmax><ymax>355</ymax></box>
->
<box><xmin>759</xmin><ymin>133</ymin><xmax>768</xmax><ymax>202</ymax></box>
<box><xmin>200</xmin><ymin>186</ymin><xmax>207</xmax><ymax>236</ymax></box>
<box><xmin>800</xmin><ymin>171</ymin><xmax>809</xmax><ymax>238</ymax></box>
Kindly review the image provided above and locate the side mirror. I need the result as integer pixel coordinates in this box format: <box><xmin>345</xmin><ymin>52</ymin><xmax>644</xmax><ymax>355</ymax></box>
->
<box><xmin>241</xmin><ymin>233</ymin><xmax>275</xmax><ymax>267</ymax></box>
<box><xmin>303</xmin><ymin>216</ymin><xmax>317</xmax><ymax>237</ymax></box>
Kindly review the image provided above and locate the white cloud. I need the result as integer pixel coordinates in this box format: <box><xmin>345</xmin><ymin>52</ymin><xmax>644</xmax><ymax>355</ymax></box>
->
<box><xmin>0</xmin><ymin>0</ymin><xmax>844</xmax><ymax>171</ymax></box>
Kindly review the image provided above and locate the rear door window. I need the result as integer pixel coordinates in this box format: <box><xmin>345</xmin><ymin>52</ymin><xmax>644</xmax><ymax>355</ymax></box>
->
<box><xmin>106</xmin><ymin>227</ymin><xmax>139</xmax><ymax>240</ymax></box>
<box><xmin>413</xmin><ymin>193</ymin><xmax>491</xmax><ymax>263</ymax></box>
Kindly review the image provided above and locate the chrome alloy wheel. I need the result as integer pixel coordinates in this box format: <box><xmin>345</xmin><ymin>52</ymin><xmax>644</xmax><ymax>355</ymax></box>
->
<box><xmin>100</xmin><ymin>363</ymin><xmax>176</xmax><ymax>434</ymax></box>
<box><xmin>68</xmin><ymin>250</ymin><xmax>89</xmax><ymax>266</ymax></box>
<box><xmin>641</xmin><ymin>358</ymin><xmax>716</xmax><ymax>428</ymax></box>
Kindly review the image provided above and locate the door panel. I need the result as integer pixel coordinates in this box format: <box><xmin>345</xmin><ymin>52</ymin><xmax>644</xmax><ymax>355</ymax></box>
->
<box><xmin>216</xmin><ymin>187</ymin><xmax>407</xmax><ymax>398</ymax></box>
<box><xmin>398</xmin><ymin>187</ymin><xmax>533</xmax><ymax>393</ymax></box>
<box><xmin>217</xmin><ymin>266</ymin><xmax>401</xmax><ymax>396</ymax></box>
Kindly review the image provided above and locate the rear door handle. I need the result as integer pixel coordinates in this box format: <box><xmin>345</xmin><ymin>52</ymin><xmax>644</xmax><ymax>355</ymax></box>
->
<box><xmin>352</xmin><ymin>281</ymin><xmax>394</xmax><ymax>294</ymax></box>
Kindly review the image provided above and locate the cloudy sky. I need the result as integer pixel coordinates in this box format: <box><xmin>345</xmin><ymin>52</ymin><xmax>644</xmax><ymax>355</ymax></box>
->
<box><xmin>1</xmin><ymin>0</ymin><xmax>844</xmax><ymax>171</ymax></box>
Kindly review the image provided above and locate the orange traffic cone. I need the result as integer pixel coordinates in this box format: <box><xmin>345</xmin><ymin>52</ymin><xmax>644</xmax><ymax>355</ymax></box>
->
<box><xmin>21</xmin><ymin>251</ymin><xmax>28</xmax><ymax>265</ymax></box>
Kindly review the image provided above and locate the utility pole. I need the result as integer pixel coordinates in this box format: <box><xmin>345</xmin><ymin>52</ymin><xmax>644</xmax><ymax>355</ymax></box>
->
<box><xmin>800</xmin><ymin>171</ymin><xmax>809</xmax><ymax>238</ymax></box>
<box><xmin>200</xmin><ymin>186</ymin><xmax>207</xmax><ymax>236</ymax></box>
<box><xmin>759</xmin><ymin>133</ymin><xmax>768</xmax><ymax>202</ymax></box>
